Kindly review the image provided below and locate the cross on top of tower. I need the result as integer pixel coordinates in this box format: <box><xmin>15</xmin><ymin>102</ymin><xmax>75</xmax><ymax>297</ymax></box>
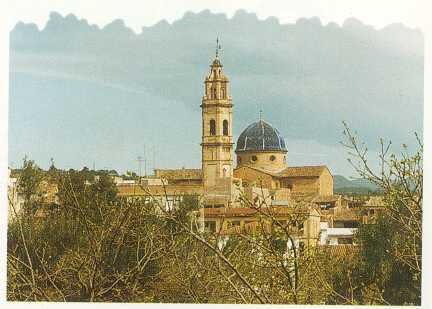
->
<box><xmin>215</xmin><ymin>37</ymin><xmax>222</xmax><ymax>58</ymax></box>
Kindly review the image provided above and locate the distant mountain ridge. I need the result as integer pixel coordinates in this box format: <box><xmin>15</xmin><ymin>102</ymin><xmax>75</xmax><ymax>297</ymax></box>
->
<box><xmin>333</xmin><ymin>175</ymin><xmax>379</xmax><ymax>193</ymax></box>
<box><xmin>8</xmin><ymin>10</ymin><xmax>424</xmax><ymax>174</ymax></box>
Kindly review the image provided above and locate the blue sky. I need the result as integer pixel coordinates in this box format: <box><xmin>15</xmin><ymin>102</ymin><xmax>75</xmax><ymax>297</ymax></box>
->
<box><xmin>7</xmin><ymin>3</ymin><xmax>425</xmax><ymax>177</ymax></box>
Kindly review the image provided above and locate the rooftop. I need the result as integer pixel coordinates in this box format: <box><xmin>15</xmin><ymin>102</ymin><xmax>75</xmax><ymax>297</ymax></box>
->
<box><xmin>235</xmin><ymin>165</ymin><xmax>329</xmax><ymax>179</ymax></box>
<box><xmin>203</xmin><ymin>205</ymin><xmax>317</xmax><ymax>218</ymax></box>
<box><xmin>277</xmin><ymin>166</ymin><xmax>328</xmax><ymax>178</ymax></box>
<box><xmin>154</xmin><ymin>168</ymin><xmax>202</xmax><ymax>180</ymax></box>
<box><xmin>117</xmin><ymin>184</ymin><xmax>203</xmax><ymax>196</ymax></box>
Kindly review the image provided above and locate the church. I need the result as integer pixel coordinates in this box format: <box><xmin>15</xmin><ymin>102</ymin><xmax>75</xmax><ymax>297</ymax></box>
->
<box><xmin>199</xmin><ymin>52</ymin><xmax>333</xmax><ymax>207</ymax></box>
<box><xmin>117</xmin><ymin>50</ymin><xmax>338</xmax><ymax>241</ymax></box>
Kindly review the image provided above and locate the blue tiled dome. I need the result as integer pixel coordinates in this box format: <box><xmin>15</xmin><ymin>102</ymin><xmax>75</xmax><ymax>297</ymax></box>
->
<box><xmin>236</xmin><ymin>120</ymin><xmax>287</xmax><ymax>153</ymax></box>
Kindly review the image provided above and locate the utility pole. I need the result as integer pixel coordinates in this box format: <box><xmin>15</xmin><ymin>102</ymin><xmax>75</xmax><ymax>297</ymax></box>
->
<box><xmin>143</xmin><ymin>145</ymin><xmax>147</xmax><ymax>177</ymax></box>
<box><xmin>152</xmin><ymin>144</ymin><xmax>156</xmax><ymax>175</ymax></box>
<box><xmin>137</xmin><ymin>156</ymin><xmax>145</xmax><ymax>179</ymax></box>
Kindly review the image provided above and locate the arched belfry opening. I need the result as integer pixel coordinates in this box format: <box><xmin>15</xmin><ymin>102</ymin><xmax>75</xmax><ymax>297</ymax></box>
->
<box><xmin>223</xmin><ymin>120</ymin><xmax>229</xmax><ymax>136</ymax></box>
<box><xmin>210</xmin><ymin>119</ymin><xmax>216</xmax><ymax>136</ymax></box>
<box><xmin>221</xmin><ymin>87</ymin><xmax>226</xmax><ymax>99</ymax></box>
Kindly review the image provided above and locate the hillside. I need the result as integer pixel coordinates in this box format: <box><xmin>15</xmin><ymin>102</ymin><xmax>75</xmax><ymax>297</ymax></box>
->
<box><xmin>333</xmin><ymin>175</ymin><xmax>380</xmax><ymax>194</ymax></box>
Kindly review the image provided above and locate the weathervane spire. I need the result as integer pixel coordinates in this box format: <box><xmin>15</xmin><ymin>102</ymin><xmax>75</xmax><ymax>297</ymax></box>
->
<box><xmin>215</xmin><ymin>37</ymin><xmax>221</xmax><ymax>58</ymax></box>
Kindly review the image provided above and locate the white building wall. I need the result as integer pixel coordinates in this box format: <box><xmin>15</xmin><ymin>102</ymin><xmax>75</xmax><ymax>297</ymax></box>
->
<box><xmin>320</xmin><ymin>221</ymin><xmax>357</xmax><ymax>245</ymax></box>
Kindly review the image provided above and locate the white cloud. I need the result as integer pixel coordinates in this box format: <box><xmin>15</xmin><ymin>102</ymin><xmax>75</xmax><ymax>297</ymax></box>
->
<box><xmin>8</xmin><ymin>0</ymin><xmax>431</xmax><ymax>32</ymax></box>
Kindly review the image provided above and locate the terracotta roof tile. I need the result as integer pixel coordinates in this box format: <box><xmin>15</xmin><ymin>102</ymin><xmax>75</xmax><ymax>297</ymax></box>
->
<box><xmin>117</xmin><ymin>184</ymin><xmax>203</xmax><ymax>196</ymax></box>
<box><xmin>154</xmin><ymin>168</ymin><xmax>202</xmax><ymax>180</ymax></box>
<box><xmin>312</xmin><ymin>195</ymin><xmax>340</xmax><ymax>203</ymax></box>
<box><xmin>203</xmin><ymin>206</ymin><xmax>313</xmax><ymax>218</ymax></box>
<box><xmin>221</xmin><ymin>221</ymin><xmax>271</xmax><ymax>235</ymax></box>
<box><xmin>333</xmin><ymin>208</ymin><xmax>362</xmax><ymax>221</ymax></box>
<box><xmin>235</xmin><ymin>165</ymin><xmax>330</xmax><ymax>178</ymax></box>
<box><xmin>277</xmin><ymin>166</ymin><xmax>327</xmax><ymax>177</ymax></box>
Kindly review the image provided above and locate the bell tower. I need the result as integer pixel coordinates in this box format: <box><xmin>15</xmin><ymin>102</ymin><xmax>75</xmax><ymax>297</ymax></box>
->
<box><xmin>201</xmin><ymin>40</ymin><xmax>233</xmax><ymax>207</ymax></box>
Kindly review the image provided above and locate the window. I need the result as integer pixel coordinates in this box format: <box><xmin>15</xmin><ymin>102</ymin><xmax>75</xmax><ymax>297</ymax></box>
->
<box><xmin>212</xmin><ymin>87</ymin><xmax>217</xmax><ymax>99</ymax></box>
<box><xmin>299</xmin><ymin>241</ymin><xmax>305</xmax><ymax>253</ymax></box>
<box><xmin>237</xmin><ymin>157</ymin><xmax>242</xmax><ymax>165</ymax></box>
<box><xmin>338</xmin><ymin>238</ymin><xmax>353</xmax><ymax>245</ymax></box>
<box><xmin>343</xmin><ymin>221</ymin><xmax>359</xmax><ymax>228</ymax></box>
<box><xmin>297</xmin><ymin>222</ymin><xmax>304</xmax><ymax>231</ymax></box>
<box><xmin>223</xmin><ymin>167</ymin><xmax>227</xmax><ymax>177</ymax></box>
<box><xmin>205</xmin><ymin>221</ymin><xmax>216</xmax><ymax>232</ymax></box>
<box><xmin>270</xmin><ymin>155</ymin><xmax>276</xmax><ymax>161</ymax></box>
<box><xmin>251</xmin><ymin>155</ymin><xmax>258</xmax><ymax>162</ymax></box>
<box><xmin>210</xmin><ymin>119</ymin><xmax>216</xmax><ymax>136</ymax></box>
<box><xmin>221</xmin><ymin>87</ymin><xmax>226</xmax><ymax>98</ymax></box>
<box><xmin>320</xmin><ymin>203</ymin><xmax>332</xmax><ymax>210</ymax></box>
<box><xmin>223</xmin><ymin>120</ymin><xmax>229</xmax><ymax>136</ymax></box>
<box><xmin>230</xmin><ymin>220</ymin><xmax>241</xmax><ymax>227</ymax></box>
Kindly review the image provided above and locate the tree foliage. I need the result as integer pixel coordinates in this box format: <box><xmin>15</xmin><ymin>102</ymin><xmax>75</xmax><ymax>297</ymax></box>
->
<box><xmin>7</xmin><ymin>121</ymin><xmax>423</xmax><ymax>306</ymax></box>
<box><xmin>338</xmin><ymin>122</ymin><xmax>422</xmax><ymax>305</ymax></box>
